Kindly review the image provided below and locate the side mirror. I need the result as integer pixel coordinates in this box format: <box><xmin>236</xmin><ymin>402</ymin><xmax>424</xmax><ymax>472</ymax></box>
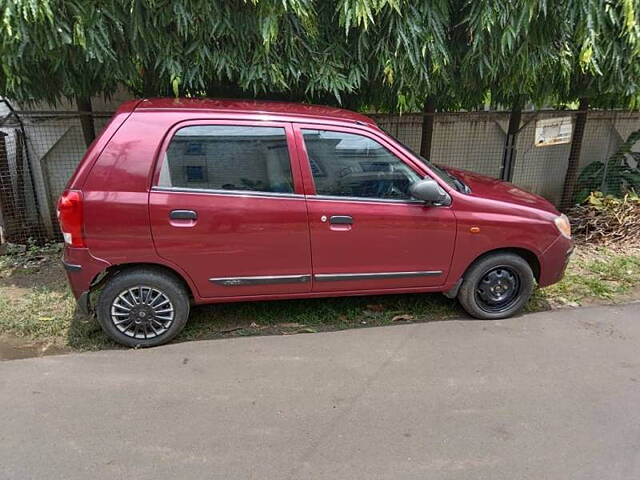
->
<box><xmin>409</xmin><ymin>179</ymin><xmax>451</xmax><ymax>206</ymax></box>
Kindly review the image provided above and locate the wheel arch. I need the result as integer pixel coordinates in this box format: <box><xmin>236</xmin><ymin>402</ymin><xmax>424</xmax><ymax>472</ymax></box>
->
<box><xmin>466</xmin><ymin>247</ymin><xmax>541</xmax><ymax>282</ymax></box>
<box><xmin>89</xmin><ymin>262</ymin><xmax>196</xmax><ymax>301</ymax></box>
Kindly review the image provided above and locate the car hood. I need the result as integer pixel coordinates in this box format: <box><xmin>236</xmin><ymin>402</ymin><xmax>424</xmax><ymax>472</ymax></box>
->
<box><xmin>443</xmin><ymin>167</ymin><xmax>559</xmax><ymax>215</ymax></box>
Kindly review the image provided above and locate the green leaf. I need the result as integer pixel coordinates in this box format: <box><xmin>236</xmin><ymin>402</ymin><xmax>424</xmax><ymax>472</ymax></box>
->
<box><xmin>171</xmin><ymin>75</ymin><xmax>180</xmax><ymax>97</ymax></box>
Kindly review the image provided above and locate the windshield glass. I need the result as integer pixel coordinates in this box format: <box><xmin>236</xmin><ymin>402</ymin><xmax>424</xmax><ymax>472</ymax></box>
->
<box><xmin>380</xmin><ymin>127</ymin><xmax>468</xmax><ymax>193</ymax></box>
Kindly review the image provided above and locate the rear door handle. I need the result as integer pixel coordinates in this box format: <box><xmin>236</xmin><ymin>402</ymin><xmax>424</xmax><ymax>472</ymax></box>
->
<box><xmin>330</xmin><ymin>215</ymin><xmax>353</xmax><ymax>225</ymax></box>
<box><xmin>169</xmin><ymin>209</ymin><xmax>197</xmax><ymax>220</ymax></box>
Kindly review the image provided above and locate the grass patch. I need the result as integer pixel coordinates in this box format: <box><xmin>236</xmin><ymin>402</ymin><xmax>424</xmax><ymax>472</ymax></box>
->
<box><xmin>531</xmin><ymin>247</ymin><xmax>640</xmax><ymax>308</ymax></box>
<box><xmin>0</xmin><ymin>287</ymin><xmax>75</xmax><ymax>338</ymax></box>
<box><xmin>0</xmin><ymin>242</ymin><xmax>639</xmax><ymax>351</ymax></box>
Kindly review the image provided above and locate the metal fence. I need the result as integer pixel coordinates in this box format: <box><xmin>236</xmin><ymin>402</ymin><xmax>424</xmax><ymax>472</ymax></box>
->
<box><xmin>0</xmin><ymin>103</ymin><xmax>639</xmax><ymax>244</ymax></box>
<box><xmin>373</xmin><ymin>110</ymin><xmax>640</xmax><ymax>208</ymax></box>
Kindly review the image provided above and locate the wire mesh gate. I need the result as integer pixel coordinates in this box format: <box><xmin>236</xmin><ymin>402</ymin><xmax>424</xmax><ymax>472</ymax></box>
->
<box><xmin>0</xmin><ymin>102</ymin><xmax>113</xmax><ymax>244</ymax></box>
<box><xmin>0</xmin><ymin>101</ymin><xmax>46</xmax><ymax>244</ymax></box>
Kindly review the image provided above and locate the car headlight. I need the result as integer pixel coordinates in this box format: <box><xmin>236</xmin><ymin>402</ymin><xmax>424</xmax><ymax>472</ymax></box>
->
<box><xmin>554</xmin><ymin>214</ymin><xmax>572</xmax><ymax>239</ymax></box>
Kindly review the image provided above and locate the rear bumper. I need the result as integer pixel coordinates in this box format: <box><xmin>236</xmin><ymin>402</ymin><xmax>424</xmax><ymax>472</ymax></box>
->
<box><xmin>538</xmin><ymin>235</ymin><xmax>574</xmax><ymax>287</ymax></box>
<box><xmin>62</xmin><ymin>246</ymin><xmax>110</xmax><ymax>300</ymax></box>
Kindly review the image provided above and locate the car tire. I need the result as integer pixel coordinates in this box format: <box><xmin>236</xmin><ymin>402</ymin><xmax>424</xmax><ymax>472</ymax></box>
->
<box><xmin>457</xmin><ymin>252</ymin><xmax>535</xmax><ymax>320</ymax></box>
<box><xmin>96</xmin><ymin>268</ymin><xmax>190</xmax><ymax>347</ymax></box>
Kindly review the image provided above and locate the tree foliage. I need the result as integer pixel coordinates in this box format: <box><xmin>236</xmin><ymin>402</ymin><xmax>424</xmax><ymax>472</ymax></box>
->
<box><xmin>1</xmin><ymin>0</ymin><xmax>639</xmax><ymax>110</ymax></box>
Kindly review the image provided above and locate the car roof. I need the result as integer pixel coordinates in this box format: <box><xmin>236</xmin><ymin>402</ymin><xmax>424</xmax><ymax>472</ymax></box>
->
<box><xmin>135</xmin><ymin>98</ymin><xmax>377</xmax><ymax>126</ymax></box>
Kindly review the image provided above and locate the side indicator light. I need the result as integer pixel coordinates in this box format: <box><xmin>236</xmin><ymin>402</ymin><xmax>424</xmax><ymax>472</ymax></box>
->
<box><xmin>470</xmin><ymin>226</ymin><xmax>480</xmax><ymax>233</ymax></box>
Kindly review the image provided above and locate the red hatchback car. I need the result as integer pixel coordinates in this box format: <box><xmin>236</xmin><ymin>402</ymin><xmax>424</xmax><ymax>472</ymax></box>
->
<box><xmin>58</xmin><ymin>99</ymin><xmax>573</xmax><ymax>347</ymax></box>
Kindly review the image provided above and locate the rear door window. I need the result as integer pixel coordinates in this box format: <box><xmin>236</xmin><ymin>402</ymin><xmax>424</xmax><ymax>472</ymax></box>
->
<box><xmin>158</xmin><ymin>125</ymin><xmax>294</xmax><ymax>193</ymax></box>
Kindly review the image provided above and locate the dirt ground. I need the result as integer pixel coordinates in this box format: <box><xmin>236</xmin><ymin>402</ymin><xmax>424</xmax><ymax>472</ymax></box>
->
<box><xmin>0</xmin><ymin>250</ymin><xmax>66</xmax><ymax>300</ymax></box>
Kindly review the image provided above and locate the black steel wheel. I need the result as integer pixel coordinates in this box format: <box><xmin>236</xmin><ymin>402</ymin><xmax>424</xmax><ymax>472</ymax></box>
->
<box><xmin>457</xmin><ymin>253</ymin><xmax>534</xmax><ymax>320</ymax></box>
<box><xmin>474</xmin><ymin>266</ymin><xmax>521</xmax><ymax>314</ymax></box>
<box><xmin>97</xmin><ymin>268</ymin><xmax>190</xmax><ymax>347</ymax></box>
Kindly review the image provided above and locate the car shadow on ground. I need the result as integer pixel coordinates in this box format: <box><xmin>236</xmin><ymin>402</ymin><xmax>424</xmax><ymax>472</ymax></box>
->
<box><xmin>64</xmin><ymin>291</ymin><xmax>491</xmax><ymax>352</ymax></box>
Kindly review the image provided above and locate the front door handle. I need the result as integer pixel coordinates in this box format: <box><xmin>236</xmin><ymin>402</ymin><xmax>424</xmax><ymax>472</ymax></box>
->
<box><xmin>330</xmin><ymin>215</ymin><xmax>353</xmax><ymax>225</ymax></box>
<box><xmin>169</xmin><ymin>209</ymin><xmax>197</xmax><ymax>220</ymax></box>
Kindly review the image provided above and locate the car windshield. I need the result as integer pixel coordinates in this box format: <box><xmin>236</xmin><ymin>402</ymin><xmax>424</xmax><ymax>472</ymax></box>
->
<box><xmin>380</xmin><ymin>127</ymin><xmax>469</xmax><ymax>193</ymax></box>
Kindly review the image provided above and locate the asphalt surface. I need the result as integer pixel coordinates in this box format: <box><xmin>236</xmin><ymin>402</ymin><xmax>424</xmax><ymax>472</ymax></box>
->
<box><xmin>2</xmin><ymin>303</ymin><xmax>640</xmax><ymax>480</ymax></box>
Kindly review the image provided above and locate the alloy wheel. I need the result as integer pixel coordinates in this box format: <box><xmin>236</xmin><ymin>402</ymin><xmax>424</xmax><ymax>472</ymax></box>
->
<box><xmin>110</xmin><ymin>286</ymin><xmax>175</xmax><ymax>339</ymax></box>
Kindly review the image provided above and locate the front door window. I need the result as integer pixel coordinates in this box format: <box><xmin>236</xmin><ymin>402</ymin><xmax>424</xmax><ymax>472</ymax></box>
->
<box><xmin>301</xmin><ymin>129</ymin><xmax>421</xmax><ymax>200</ymax></box>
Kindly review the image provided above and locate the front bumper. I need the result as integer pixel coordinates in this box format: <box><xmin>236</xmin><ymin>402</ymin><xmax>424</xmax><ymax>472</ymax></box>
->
<box><xmin>538</xmin><ymin>235</ymin><xmax>574</xmax><ymax>287</ymax></box>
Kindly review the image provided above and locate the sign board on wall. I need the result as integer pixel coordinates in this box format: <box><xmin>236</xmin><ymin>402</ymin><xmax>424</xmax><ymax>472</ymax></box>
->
<box><xmin>534</xmin><ymin>117</ymin><xmax>573</xmax><ymax>147</ymax></box>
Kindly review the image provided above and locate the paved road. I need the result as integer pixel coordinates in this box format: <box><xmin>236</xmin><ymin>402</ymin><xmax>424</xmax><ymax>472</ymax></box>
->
<box><xmin>2</xmin><ymin>303</ymin><xmax>640</xmax><ymax>480</ymax></box>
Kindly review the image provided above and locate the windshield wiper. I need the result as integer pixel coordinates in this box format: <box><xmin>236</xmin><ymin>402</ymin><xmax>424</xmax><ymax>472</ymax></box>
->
<box><xmin>457</xmin><ymin>178</ymin><xmax>471</xmax><ymax>193</ymax></box>
<box><xmin>450</xmin><ymin>175</ymin><xmax>470</xmax><ymax>194</ymax></box>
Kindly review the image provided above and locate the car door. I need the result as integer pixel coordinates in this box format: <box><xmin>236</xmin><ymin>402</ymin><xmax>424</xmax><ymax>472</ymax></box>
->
<box><xmin>294</xmin><ymin>124</ymin><xmax>456</xmax><ymax>292</ymax></box>
<box><xmin>149</xmin><ymin>120</ymin><xmax>312</xmax><ymax>298</ymax></box>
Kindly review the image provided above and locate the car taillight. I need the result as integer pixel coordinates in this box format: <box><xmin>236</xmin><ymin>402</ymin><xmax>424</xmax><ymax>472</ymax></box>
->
<box><xmin>57</xmin><ymin>190</ymin><xmax>85</xmax><ymax>247</ymax></box>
